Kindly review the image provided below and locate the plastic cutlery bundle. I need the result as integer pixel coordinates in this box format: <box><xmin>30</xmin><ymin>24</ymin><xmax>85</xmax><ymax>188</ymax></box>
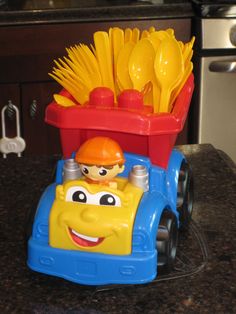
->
<box><xmin>50</xmin><ymin>27</ymin><xmax>194</xmax><ymax>113</ymax></box>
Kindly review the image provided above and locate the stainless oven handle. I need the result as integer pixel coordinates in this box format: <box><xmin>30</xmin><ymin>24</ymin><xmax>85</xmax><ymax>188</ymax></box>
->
<box><xmin>209</xmin><ymin>61</ymin><xmax>236</xmax><ymax>73</ymax></box>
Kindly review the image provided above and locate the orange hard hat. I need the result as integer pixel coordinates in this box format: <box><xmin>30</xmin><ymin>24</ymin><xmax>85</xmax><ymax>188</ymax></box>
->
<box><xmin>75</xmin><ymin>137</ymin><xmax>125</xmax><ymax>166</ymax></box>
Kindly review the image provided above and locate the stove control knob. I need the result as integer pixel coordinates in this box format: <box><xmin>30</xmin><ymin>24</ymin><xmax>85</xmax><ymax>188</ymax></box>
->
<box><xmin>229</xmin><ymin>25</ymin><xmax>236</xmax><ymax>47</ymax></box>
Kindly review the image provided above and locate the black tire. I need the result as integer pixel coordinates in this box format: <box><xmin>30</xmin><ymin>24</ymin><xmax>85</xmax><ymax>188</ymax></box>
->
<box><xmin>177</xmin><ymin>161</ymin><xmax>194</xmax><ymax>229</ymax></box>
<box><xmin>156</xmin><ymin>211</ymin><xmax>178</xmax><ymax>270</ymax></box>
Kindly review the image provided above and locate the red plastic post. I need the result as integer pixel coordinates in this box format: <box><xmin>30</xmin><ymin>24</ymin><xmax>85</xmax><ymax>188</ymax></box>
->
<box><xmin>89</xmin><ymin>87</ymin><xmax>114</xmax><ymax>108</ymax></box>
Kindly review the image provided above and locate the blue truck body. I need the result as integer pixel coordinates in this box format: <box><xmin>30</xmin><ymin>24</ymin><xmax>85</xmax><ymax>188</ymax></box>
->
<box><xmin>28</xmin><ymin>149</ymin><xmax>185</xmax><ymax>285</ymax></box>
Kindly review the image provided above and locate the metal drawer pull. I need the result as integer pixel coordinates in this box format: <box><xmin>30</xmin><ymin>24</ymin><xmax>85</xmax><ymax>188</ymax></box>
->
<box><xmin>6</xmin><ymin>100</ymin><xmax>15</xmax><ymax>120</ymax></box>
<box><xmin>0</xmin><ymin>104</ymin><xmax>26</xmax><ymax>158</ymax></box>
<box><xmin>209</xmin><ymin>61</ymin><xmax>236</xmax><ymax>73</ymax></box>
<box><xmin>29</xmin><ymin>100</ymin><xmax>37</xmax><ymax>119</ymax></box>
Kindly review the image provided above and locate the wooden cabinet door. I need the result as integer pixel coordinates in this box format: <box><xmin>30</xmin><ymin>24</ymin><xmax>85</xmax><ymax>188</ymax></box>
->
<box><xmin>21</xmin><ymin>82</ymin><xmax>62</xmax><ymax>155</ymax></box>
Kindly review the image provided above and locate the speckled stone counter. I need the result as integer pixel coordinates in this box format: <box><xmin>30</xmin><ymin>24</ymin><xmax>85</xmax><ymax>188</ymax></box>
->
<box><xmin>0</xmin><ymin>0</ymin><xmax>193</xmax><ymax>26</ymax></box>
<box><xmin>0</xmin><ymin>144</ymin><xmax>235</xmax><ymax>313</ymax></box>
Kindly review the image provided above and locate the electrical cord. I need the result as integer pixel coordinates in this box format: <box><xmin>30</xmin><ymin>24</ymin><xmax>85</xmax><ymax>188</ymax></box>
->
<box><xmin>93</xmin><ymin>220</ymin><xmax>209</xmax><ymax>293</ymax></box>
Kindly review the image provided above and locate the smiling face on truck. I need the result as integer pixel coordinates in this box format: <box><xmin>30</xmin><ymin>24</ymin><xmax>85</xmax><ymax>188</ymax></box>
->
<box><xmin>49</xmin><ymin>179</ymin><xmax>143</xmax><ymax>255</ymax></box>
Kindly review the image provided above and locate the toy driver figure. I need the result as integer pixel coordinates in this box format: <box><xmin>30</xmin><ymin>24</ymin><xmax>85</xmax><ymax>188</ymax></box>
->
<box><xmin>75</xmin><ymin>137</ymin><xmax>125</xmax><ymax>189</ymax></box>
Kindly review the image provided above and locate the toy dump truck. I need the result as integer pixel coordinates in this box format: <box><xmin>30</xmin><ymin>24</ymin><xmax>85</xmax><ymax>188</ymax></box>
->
<box><xmin>27</xmin><ymin>73</ymin><xmax>194</xmax><ymax>285</ymax></box>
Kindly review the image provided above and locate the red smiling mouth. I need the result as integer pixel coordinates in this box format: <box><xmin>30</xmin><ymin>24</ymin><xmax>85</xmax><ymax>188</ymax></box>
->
<box><xmin>69</xmin><ymin>228</ymin><xmax>104</xmax><ymax>247</ymax></box>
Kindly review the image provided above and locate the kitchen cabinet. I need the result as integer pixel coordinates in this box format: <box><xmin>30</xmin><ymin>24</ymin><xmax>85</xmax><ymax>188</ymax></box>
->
<box><xmin>0</xmin><ymin>18</ymin><xmax>191</xmax><ymax>155</ymax></box>
<box><xmin>0</xmin><ymin>82</ymin><xmax>61</xmax><ymax>155</ymax></box>
<box><xmin>21</xmin><ymin>82</ymin><xmax>61</xmax><ymax>155</ymax></box>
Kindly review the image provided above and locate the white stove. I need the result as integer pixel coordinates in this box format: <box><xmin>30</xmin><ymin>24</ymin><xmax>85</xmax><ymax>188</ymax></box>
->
<box><xmin>190</xmin><ymin>1</ymin><xmax>236</xmax><ymax>163</ymax></box>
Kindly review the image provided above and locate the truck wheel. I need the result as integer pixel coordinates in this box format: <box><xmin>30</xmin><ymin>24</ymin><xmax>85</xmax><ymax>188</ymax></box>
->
<box><xmin>156</xmin><ymin>211</ymin><xmax>178</xmax><ymax>269</ymax></box>
<box><xmin>177</xmin><ymin>161</ymin><xmax>193</xmax><ymax>229</ymax></box>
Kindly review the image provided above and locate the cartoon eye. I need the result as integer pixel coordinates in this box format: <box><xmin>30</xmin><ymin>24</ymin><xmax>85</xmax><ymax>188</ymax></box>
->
<box><xmin>99</xmin><ymin>169</ymin><xmax>107</xmax><ymax>176</ymax></box>
<box><xmin>99</xmin><ymin>193</ymin><xmax>121</xmax><ymax>206</ymax></box>
<box><xmin>82</xmin><ymin>167</ymin><xmax>89</xmax><ymax>175</ymax></box>
<box><xmin>66</xmin><ymin>186</ymin><xmax>89</xmax><ymax>203</ymax></box>
<box><xmin>66</xmin><ymin>187</ymin><xmax>121</xmax><ymax>207</ymax></box>
<box><xmin>72</xmin><ymin>191</ymin><xmax>87</xmax><ymax>203</ymax></box>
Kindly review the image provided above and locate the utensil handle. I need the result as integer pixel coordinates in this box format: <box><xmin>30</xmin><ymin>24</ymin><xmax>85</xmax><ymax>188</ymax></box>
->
<box><xmin>152</xmin><ymin>83</ymin><xmax>160</xmax><ymax>113</ymax></box>
<box><xmin>159</xmin><ymin>89</ymin><xmax>171</xmax><ymax>113</ymax></box>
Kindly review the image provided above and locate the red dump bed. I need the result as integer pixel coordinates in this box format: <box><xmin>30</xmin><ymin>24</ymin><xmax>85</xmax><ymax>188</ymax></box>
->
<box><xmin>45</xmin><ymin>74</ymin><xmax>194</xmax><ymax>169</ymax></box>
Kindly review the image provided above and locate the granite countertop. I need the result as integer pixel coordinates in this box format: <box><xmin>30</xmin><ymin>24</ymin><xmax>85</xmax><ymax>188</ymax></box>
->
<box><xmin>0</xmin><ymin>144</ymin><xmax>235</xmax><ymax>313</ymax></box>
<box><xmin>0</xmin><ymin>0</ymin><xmax>193</xmax><ymax>26</ymax></box>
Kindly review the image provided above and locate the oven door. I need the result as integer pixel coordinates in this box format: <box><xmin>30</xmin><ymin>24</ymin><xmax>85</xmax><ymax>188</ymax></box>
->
<box><xmin>198</xmin><ymin>55</ymin><xmax>236</xmax><ymax>162</ymax></box>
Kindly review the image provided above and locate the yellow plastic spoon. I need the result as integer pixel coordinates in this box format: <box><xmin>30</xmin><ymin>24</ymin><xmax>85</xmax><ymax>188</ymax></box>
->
<box><xmin>128</xmin><ymin>38</ymin><xmax>155</xmax><ymax>92</ymax></box>
<box><xmin>147</xmin><ymin>30</ymin><xmax>171</xmax><ymax>53</ymax></box>
<box><xmin>148</xmin><ymin>32</ymin><xmax>162</xmax><ymax>52</ymax></box>
<box><xmin>53</xmin><ymin>94</ymin><xmax>77</xmax><ymax>107</ymax></box>
<box><xmin>182</xmin><ymin>36</ymin><xmax>195</xmax><ymax>66</ymax></box>
<box><xmin>184</xmin><ymin>49</ymin><xmax>193</xmax><ymax>67</ymax></box>
<box><xmin>124</xmin><ymin>28</ymin><xmax>132</xmax><ymax>43</ymax></box>
<box><xmin>117</xmin><ymin>42</ymin><xmax>134</xmax><ymax>90</ymax></box>
<box><xmin>166</xmin><ymin>28</ymin><xmax>175</xmax><ymax>38</ymax></box>
<box><xmin>132</xmin><ymin>28</ymin><xmax>140</xmax><ymax>43</ymax></box>
<box><xmin>152</xmin><ymin>30</ymin><xmax>170</xmax><ymax>41</ymax></box>
<box><xmin>154</xmin><ymin>37</ymin><xmax>184</xmax><ymax>112</ymax></box>
<box><xmin>141</xmin><ymin>30</ymin><xmax>149</xmax><ymax>39</ymax></box>
<box><xmin>152</xmin><ymin>78</ymin><xmax>161</xmax><ymax>113</ymax></box>
<box><xmin>148</xmin><ymin>26</ymin><xmax>156</xmax><ymax>33</ymax></box>
<box><xmin>170</xmin><ymin>61</ymin><xmax>193</xmax><ymax>108</ymax></box>
<box><xmin>178</xmin><ymin>40</ymin><xmax>184</xmax><ymax>52</ymax></box>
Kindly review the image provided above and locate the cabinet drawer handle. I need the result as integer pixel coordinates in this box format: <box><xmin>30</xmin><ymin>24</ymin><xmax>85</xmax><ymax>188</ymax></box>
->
<box><xmin>209</xmin><ymin>61</ymin><xmax>236</xmax><ymax>73</ymax></box>
<box><xmin>6</xmin><ymin>100</ymin><xmax>15</xmax><ymax>120</ymax></box>
<box><xmin>29</xmin><ymin>100</ymin><xmax>37</xmax><ymax>119</ymax></box>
